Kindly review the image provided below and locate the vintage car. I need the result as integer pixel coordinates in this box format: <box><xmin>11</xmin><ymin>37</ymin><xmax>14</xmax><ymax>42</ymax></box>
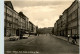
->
<box><xmin>9</xmin><ymin>36</ymin><xmax>19</xmax><ymax>41</ymax></box>
<box><xmin>22</xmin><ymin>34</ymin><xmax>29</xmax><ymax>39</ymax></box>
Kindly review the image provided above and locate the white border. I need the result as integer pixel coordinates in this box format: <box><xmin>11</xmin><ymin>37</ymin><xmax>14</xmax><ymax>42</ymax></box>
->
<box><xmin>0</xmin><ymin>0</ymin><xmax>80</xmax><ymax>54</ymax></box>
<box><xmin>0</xmin><ymin>0</ymin><xmax>4</xmax><ymax>54</ymax></box>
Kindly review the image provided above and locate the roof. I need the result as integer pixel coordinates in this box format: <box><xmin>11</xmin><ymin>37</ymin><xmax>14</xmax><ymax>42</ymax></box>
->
<box><xmin>4</xmin><ymin>1</ymin><xmax>14</xmax><ymax>10</ymax></box>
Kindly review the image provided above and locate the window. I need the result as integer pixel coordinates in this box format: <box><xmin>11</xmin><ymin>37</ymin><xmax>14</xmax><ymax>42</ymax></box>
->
<box><xmin>7</xmin><ymin>15</ymin><xmax>12</xmax><ymax>21</ymax></box>
<box><xmin>7</xmin><ymin>8</ymin><xmax>12</xmax><ymax>16</ymax></box>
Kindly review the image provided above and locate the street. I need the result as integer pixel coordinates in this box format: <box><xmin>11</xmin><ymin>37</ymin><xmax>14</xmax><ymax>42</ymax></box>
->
<box><xmin>5</xmin><ymin>34</ymin><xmax>79</xmax><ymax>54</ymax></box>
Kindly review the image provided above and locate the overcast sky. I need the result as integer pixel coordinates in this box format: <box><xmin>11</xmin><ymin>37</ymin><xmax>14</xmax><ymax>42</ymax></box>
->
<box><xmin>6</xmin><ymin>0</ymin><xmax>74</xmax><ymax>28</ymax></box>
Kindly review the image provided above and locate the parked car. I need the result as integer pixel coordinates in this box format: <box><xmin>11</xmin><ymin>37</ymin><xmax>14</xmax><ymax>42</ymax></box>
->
<box><xmin>9</xmin><ymin>36</ymin><xmax>19</xmax><ymax>41</ymax></box>
<box><xmin>23</xmin><ymin>34</ymin><xmax>29</xmax><ymax>39</ymax></box>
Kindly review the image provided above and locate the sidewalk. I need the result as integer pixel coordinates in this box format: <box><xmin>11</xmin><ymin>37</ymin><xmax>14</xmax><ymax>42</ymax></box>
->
<box><xmin>4</xmin><ymin>35</ymin><xmax>37</xmax><ymax>41</ymax></box>
<box><xmin>53</xmin><ymin>35</ymin><xmax>79</xmax><ymax>46</ymax></box>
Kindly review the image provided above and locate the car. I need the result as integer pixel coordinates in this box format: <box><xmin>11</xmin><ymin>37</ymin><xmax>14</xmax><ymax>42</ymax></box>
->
<box><xmin>9</xmin><ymin>36</ymin><xmax>19</xmax><ymax>41</ymax></box>
<box><xmin>23</xmin><ymin>34</ymin><xmax>29</xmax><ymax>39</ymax></box>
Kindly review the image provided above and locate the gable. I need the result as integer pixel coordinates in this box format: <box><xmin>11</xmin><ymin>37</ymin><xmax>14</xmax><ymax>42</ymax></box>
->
<box><xmin>4</xmin><ymin>1</ymin><xmax>14</xmax><ymax>10</ymax></box>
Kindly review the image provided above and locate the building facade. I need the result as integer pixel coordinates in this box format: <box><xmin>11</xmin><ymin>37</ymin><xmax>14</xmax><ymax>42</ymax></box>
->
<box><xmin>4</xmin><ymin>1</ymin><xmax>30</xmax><ymax>36</ymax></box>
<box><xmin>33</xmin><ymin>25</ymin><xmax>37</xmax><ymax>33</ymax></box>
<box><xmin>12</xmin><ymin>10</ymin><xmax>20</xmax><ymax>35</ymax></box>
<box><xmin>26</xmin><ymin>17</ymin><xmax>29</xmax><ymax>31</ymax></box>
<box><xmin>4</xmin><ymin>1</ymin><xmax>22</xmax><ymax>36</ymax></box>
<box><xmin>67</xmin><ymin>0</ymin><xmax>79</xmax><ymax>37</ymax></box>
<box><xmin>4</xmin><ymin>1</ymin><xmax>16</xmax><ymax>36</ymax></box>
<box><xmin>61</xmin><ymin>9</ymin><xmax>68</xmax><ymax>36</ymax></box>
<box><xmin>54</xmin><ymin>0</ymin><xmax>80</xmax><ymax>37</ymax></box>
<box><xmin>57</xmin><ymin>15</ymin><xmax>62</xmax><ymax>36</ymax></box>
<box><xmin>29</xmin><ymin>21</ymin><xmax>38</xmax><ymax>34</ymax></box>
<box><xmin>54</xmin><ymin>22</ymin><xmax>57</xmax><ymax>35</ymax></box>
<box><xmin>78</xmin><ymin>1</ymin><xmax>80</xmax><ymax>37</ymax></box>
<box><xmin>29</xmin><ymin>21</ymin><xmax>33</xmax><ymax>32</ymax></box>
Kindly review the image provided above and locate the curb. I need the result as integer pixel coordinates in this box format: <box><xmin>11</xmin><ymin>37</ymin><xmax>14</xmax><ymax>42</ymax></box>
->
<box><xmin>53</xmin><ymin>35</ymin><xmax>79</xmax><ymax>46</ymax></box>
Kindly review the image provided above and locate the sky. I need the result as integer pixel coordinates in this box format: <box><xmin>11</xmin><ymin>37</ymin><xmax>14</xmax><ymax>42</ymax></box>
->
<box><xmin>5</xmin><ymin>0</ymin><xmax>74</xmax><ymax>28</ymax></box>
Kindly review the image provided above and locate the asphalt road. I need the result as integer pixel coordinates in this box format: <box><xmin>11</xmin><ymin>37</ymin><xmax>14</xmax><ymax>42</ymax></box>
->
<box><xmin>5</xmin><ymin>34</ymin><xmax>79</xmax><ymax>54</ymax></box>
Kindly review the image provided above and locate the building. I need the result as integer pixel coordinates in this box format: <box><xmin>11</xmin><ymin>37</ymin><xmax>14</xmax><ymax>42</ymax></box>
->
<box><xmin>67</xmin><ymin>0</ymin><xmax>79</xmax><ymax>37</ymax></box>
<box><xmin>4</xmin><ymin>1</ymin><xmax>29</xmax><ymax>36</ymax></box>
<box><xmin>54</xmin><ymin>22</ymin><xmax>57</xmax><ymax>35</ymax></box>
<box><xmin>18</xmin><ymin>12</ymin><xmax>29</xmax><ymax>33</ymax></box>
<box><xmin>57</xmin><ymin>15</ymin><xmax>62</xmax><ymax>36</ymax></box>
<box><xmin>26</xmin><ymin>16</ymin><xmax>29</xmax><ymax>31</ymax></box>
<box><xmin>28</xmin><ymin>21</ymin><xmax>38</xmax><ymax>34</ymax></box>
<box><xmin>61</xmin><ymin>9</ymin><xmax>68</xmax><ymax>36</ymax></box>
<box><xmin>78</xmin><ymin>1</ymin><xmax>80</xmax><ymax>36</ymax></box>
<box><xmin>54</xmin><ymin>0</ymin><xmax>80</xmax><ymax>37</ymax></box>
<box><xmin>12</xmin><ymin>10</ymin><xmax>20</xmax><ymax>35</ymax></box>
<box><xmin>29</xmin><ymin>21</ymin><xmax>33</xmax><ymax>32</ymax></box>
<box><xmin>4</xmin><ymin>1</ymin><xmax>20</xmax><ymax>36</ymax></box>
<box><xmin>36</xmin><ymin>26</ymin><xmax>38</xmax><ymax>34</ymax></box>
<box><xmin>33</xmin><ymin>25</ymin><xmax>37</xmax><ymax>33</ymax></box>
<box><xmin>19</xmin><ymin>12</ymin><xmax>26</xmax><ymax>30</ymax></box>
<box><xmin>52</xmin><ymin>27</ymin><xmax>54</xmax><ymax>34</ymax></box>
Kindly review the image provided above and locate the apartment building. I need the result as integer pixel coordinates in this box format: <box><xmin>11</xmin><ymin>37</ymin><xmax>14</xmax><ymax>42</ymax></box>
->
<box><xmin>54</xmin><ymin>0</ymin><xmax>80</xmax><ymax>37</ymax></box>
<box><xmin>4</xmin><ymin>1</ymin><xmax>29</xmax><ymax>36</ymax></box>
<box><xmin>67</xmin><ymin>0</ymin><xmax>79</xmax><ymax>36</ymax></box>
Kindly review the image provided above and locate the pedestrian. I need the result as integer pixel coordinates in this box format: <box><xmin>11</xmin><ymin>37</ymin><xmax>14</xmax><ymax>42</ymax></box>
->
<box><xmin>68</xmin><ymin>34</ymin><xmax>70</xmax><ymax>41</ymax></box>
<box><xmin>74</xmin><ymin>34</ymin><xmax>77</xmax><ymax>43</ymax></box>
<box><xmin>71</xmin><ymin>34</ymin><xmax>77</xmax><ymax>44</ymax></box>
<box><xmin>20</xmin><ymin>31</ymin><xmax>23</xmax><ymax>39</ymax></box>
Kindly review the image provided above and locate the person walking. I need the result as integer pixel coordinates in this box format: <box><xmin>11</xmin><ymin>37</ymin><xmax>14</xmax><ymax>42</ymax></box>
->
<box><xmin>71</xmin><ymin>34</ymin><xmax>77</xmax><ymax>44</ymax></box>
<box><xmin>74</xmin><ymin>34</ymin><xmax>77</xmax><ymax>43</ymax></box>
